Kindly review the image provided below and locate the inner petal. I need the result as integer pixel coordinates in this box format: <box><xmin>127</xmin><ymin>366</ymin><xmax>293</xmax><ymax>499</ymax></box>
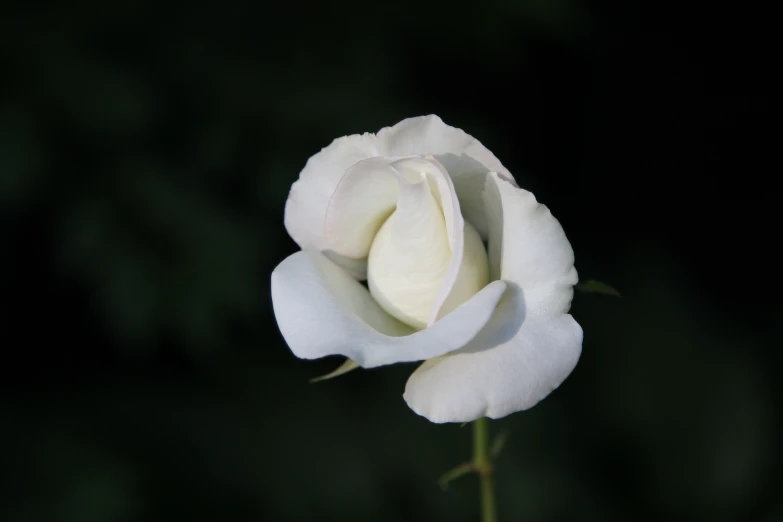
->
<box><xmin>368</xmin><ymin>169</ymin><xmax>489</xmax><ymax>330</ymax></box>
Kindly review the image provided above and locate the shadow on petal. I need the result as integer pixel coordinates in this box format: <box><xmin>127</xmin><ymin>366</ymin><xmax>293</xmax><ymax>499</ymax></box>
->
<box><xmin>458</xmin><ymin>281</ymin><xmax>527</xmax><ymax>355</ymax></box>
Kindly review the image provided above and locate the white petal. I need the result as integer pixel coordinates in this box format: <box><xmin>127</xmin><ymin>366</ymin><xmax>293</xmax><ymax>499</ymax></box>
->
<box><xmin>332</xmin><ymin>155</ymin><xmax>488</xmax><ymax>328</ymax></box>
<box><xmin>322</xmin><ymin>251</ymin><xmax>367</xmax><ymax>280</ymax></box>
<box><xmin>283</xmin><ymin>117</ymin><xmax>509</xmax><ymax>280</ymax></box>
<box><xmin>271</xmin><ymin>251</ymin><xmax>507</xmax><ymax>368</ymax></box>
<box><xmin>323</xmin><ymin>157</ymin><xmax>400</xmax><ymax>259</ymax></box>
<box><xmin>324</xmin><ymin>156</ymin><xmax>461</xmax><ymax>265</ymax></box>
<box><xmin>403</xmin><ymin>284</ymin><xmax>583</xmax><ymax>423</ymax></box>
<box><xmin>435</xmin><ymin>220</ymin><xmax>489</xmax><ymax>322</ymax></box>
<box><xmin>284</xmin><ymin>132</ymin><xmax>380</xmax><ymax>274</ymax></box>
<box><xmin>484</xmin><ymin>172</ymin><xmax>578</xmax><ymax>318</ymax></box>
<box><xmin>388</xmin><ymin>156</ymin><xmax>474</xmax><ymax>325</ymax></box>
<box><xmin>367</xmin><ymin>160</ymin><xmax>456</xmax><ymax>329</ymax></box>
<box><xmin>376</xmin><ymin>115</ymin><xmax>510</xmax><ymax>176</ymax></box>
<box><xmin>435</xmin><ymin>153</ymin><xmax>516</xmax><ymax>239</ymax></box>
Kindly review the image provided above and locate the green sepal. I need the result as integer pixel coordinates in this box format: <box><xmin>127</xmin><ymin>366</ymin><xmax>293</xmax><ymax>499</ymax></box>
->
<box><xmin>575</xmin><ymin>279</ymin><xmax>621</xmax><ymax>297</ymax></box>
<box><xmin>309</xmin><ymin>359</ymin><xmax>360</xmax><ymax>383</ymax></box>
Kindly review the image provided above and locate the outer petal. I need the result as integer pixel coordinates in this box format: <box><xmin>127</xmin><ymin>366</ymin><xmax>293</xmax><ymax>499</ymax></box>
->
<box><xmin>376</xmin><ymin>115</ymin><xmax>510</xmax><ymax>177</ymax></box>
<box><xmin>484</xmin><ymin>172</ymin><xmax>578</xmax><ymax>318</ymax></box>
<box><xmin>435</xmin><ymin>153</ymin><xmax>516</xmax><ymax>239</ymax></box>
<box><xmin>284</xmin><ymin>132</ymin><xmax>380</xmax><ymax>273</ymax></box>
<box><xmin>271</xmin><ymin>251</ymin><xmax>507</xmax><ymax>368</ymax></box>
<box><xmin>403</xmin><ymin>284</ymin><xmax>583</xmax><ymax>423</ymax></box>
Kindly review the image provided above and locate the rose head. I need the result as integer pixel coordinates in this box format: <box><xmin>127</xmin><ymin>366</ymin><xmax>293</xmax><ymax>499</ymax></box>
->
<box><xmin>272</xmin><ymin>115</ymin><xmax>582</xmax><ymax>423</ymax></box>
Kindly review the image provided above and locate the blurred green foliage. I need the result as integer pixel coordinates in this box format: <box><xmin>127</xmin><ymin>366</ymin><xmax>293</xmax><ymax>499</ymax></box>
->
<box><xmin>1</xmin><ymin>1</ymin><xmax>779</xmax><ymax>522</ymax></box>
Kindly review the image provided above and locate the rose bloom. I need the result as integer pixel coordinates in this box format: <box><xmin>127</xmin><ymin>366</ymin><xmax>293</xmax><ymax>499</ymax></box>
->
<box><xmin>272</xmin><ymin>115</ymin><xmax>582</xmax><ymax>423</ymax></box>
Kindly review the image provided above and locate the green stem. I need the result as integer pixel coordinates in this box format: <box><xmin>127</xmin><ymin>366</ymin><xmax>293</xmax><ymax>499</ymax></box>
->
<box><xmin>473</xmin><ymin>417</ymin><xmax>496</xmax><ymax>522</ymax></box>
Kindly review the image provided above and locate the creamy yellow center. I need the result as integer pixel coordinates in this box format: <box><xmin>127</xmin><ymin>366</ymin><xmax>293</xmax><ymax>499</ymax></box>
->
<box><xmin>367</xmin><ymin>171</ymin><xmax>489</xmax><ymax>330</ymax></box>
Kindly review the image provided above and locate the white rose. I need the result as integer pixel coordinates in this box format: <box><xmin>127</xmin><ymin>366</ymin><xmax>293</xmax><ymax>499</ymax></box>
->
<box><xmin>271</xmin><ymin>115</ymin><xmax>582</xmax><ymax>423</ymax></box>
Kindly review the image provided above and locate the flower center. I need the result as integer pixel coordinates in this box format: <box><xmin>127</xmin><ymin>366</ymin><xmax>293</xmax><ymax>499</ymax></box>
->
<box><xmin>367</xmin><ymin>169</ymin><xmax>489</xmax><ymax>330</ymax></box>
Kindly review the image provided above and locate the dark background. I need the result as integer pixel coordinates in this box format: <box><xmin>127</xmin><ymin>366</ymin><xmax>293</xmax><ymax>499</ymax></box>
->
<box><xmin>1</xmin><ymin>1</ymin><xmax>779</xmax><ymax>521</ymax></box>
